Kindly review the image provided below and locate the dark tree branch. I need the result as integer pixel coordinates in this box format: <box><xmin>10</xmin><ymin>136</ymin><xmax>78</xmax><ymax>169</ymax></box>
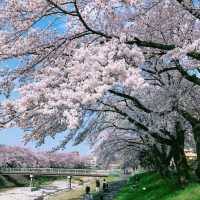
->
<box><xmin>108</xmin><ymin>89</ymin><xmax>152</xmax><ymax>113</ymax></box>
<box><xmin>100</xmin><ymin>102</ymin><xmax>174</xmax><ymax>146</ymax></box>
<box><xmin>157</xmin><ymin>67</ymin><xmax>178</xmax><ymax>74</ymax></box>
<box><xmin>73</xmin><ymin>0</ymin><xmax>111</xmax><ymax>39</ymax></box>
<box><xmin>46</xmin><ymin>0</ymin><xmax>77</xmax><ymax>16</ymax></box>
<box><xmin>187</xmin><ymin>51</ymin><xmax>200</xmax><ymax>61</ymax></box>
<box><xmin>176</xmin><ymin>0</ymin><xmax>200</xmax><ymax>20</ymax></box>
<box><xmin>177</xmin><ymin>108</ymin><xmax>199</xmax><ymax>126</ymax></box>
<box><xmin>174</xmin><ymin>60</ymin><xmax>200</xmax><ymax>86</ymax></box>
<box><xmin>150</xmin><ymin>132</ymin><xmax>173</xmax><ymax>145</ymax></box>
<box><xmin>46</xmin><ymin>0</ymin><xmax>111</xmax><ymax>39</ymax></box>
<box><xmin>126</xmin><ymin>37</ymin><xmax>176</xmax><ymax>50</ymax></box>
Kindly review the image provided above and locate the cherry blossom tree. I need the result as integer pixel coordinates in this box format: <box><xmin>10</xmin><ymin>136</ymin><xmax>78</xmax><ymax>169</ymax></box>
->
<box><xmin>85</xmin><ymin>84</ymin><xmax>192</xmax><ymax>183</ymax></box>
<box><xmin>0</xmin><ymin>145</ymin><xmax>87</xmax><ymax>168</ymax></box>
<box><xmin>0</xmin><ymin>0</ymin><xmax>200</xmax><ymax>182</ymax></box>
<box><xmin>0</xmin><ymin>145</ymin><xmax>40</xmax><ymax>168</ymax></box>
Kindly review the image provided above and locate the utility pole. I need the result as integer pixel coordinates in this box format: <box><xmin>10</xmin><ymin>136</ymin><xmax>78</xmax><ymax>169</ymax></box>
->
<box><xmin>68</xmin><ymin>176</ymin><xmax>72</xmax><ymax>189</ymax></box>
<box><xmin>30</xmin><ymin>174</ymin><xmax>34</xmax><ymax>191</ymax></box>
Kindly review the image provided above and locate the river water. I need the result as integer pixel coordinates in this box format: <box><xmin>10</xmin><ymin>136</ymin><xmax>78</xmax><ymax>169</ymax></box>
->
<box><xmin>0</xmin><ymin>180</ymin><xmax>79</xmax><ymax>200</ymax></box>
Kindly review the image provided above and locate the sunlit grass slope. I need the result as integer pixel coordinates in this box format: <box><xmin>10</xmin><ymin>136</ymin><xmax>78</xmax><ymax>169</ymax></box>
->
<box><xmin>115</xmin><ymin>172</ymin><xmax>200</xmax><ymax>200</ymax></box>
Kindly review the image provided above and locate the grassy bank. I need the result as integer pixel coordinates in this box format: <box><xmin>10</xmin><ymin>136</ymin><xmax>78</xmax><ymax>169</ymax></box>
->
<box><xmin>0</xmin><ymin>175</ymin><xmax>29</xmax><ymax>188</ymax></box>
<box><xmin>0</xmin><ymin>175</ymin><xmax>66</xmax><ymax>189</ymax></box>
<box><xmin>115</xmin><ymin>172</ymin><xmax>200</xmax><ymax>200</ymax></box>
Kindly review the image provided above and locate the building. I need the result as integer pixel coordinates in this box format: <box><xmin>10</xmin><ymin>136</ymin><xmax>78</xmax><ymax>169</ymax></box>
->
<box><xmin>107</xmin><ymin>162</ymin><xmax>121</xmax><ymax>170</ymax></box>
<box><xmin>86</xmin><ymin>156</ymin><xmax>97</xmax><ymax>168</ymax></box>
<box><xmin>184</xmin><ymin>149</ymin><xmax>197</xmax><ymax>160</ymax></box>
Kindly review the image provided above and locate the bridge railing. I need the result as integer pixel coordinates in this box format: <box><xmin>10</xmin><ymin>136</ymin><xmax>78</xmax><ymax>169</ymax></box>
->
<box><xmin>0</xmin><ymin>168</ymin><xmax>110</xmax><ymax>176</ymax></box>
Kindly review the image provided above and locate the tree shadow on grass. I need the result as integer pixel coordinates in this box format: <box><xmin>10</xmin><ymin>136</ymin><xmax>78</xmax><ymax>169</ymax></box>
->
<box><xmin>3</xmin><ymin>175</ymin><xmax>27</xmax><ymax>187</ymax></box>
<box><xmin>0</xmin><ymin>176</ymin><xmax>7</xmax><ymax>188</ymax></box>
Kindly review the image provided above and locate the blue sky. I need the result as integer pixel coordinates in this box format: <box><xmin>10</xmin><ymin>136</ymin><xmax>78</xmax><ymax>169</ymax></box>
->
<box><xmin>0</xmin><ymin>128</ymin><xmax>90</xmax><ymax>155</ymax></box>
<box><xmin>0</xmin><ymin>11</ymin><xmax>91</xmax><ymax>155</ymax></box>
<box><xmin>194</xmin><ymin>0</ymin><xmax>200</xmax><ymax>7</ymax></box>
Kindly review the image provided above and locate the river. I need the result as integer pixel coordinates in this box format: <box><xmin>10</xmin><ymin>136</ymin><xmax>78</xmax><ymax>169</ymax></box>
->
<box><xmin>0</xmin><ymin>180</ymin><xmax>80</xmax><ymax>200</ymax></box>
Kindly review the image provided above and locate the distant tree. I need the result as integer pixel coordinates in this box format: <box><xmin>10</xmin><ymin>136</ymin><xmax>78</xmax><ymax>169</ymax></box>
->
<box><xmin>0</xmin><ymin>145</ymin><xmax>87</xmax><ymax>168</ymax></box>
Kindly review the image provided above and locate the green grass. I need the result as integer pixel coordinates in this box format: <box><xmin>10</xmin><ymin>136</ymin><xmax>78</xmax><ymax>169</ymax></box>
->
<box><xmin>115</xmin><ymin>172</ymin><xmax>200</xmax><ymax>200</ymax></box>
<box><xmin>0</xmin><ymin>175</ymin><xmax>67</xmax><ymax>189</ymax></box>
<box><xmin>0</xmin><ymin>175</ymin><xmax>29</xmax><ymax>188</ymax></box>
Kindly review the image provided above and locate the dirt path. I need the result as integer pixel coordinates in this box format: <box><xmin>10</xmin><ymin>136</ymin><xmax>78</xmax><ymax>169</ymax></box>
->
<box><xmin>47</xmin><ymin>177</ymin><xmax>96</xmax><ymax>200</ymax></box>
<box><xmin>47</xmin><ymin>177</ymin><xmax>128</xmax><ymax>200</ymax></box>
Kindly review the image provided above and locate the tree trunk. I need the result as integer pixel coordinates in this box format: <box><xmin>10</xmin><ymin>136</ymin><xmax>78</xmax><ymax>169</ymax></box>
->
<box><xmin>193</xmin><ymin>124</ymin><xmax>200</xmax><ymax>179</ymax></box>
<box><xmin>177</xmin><ymin>109</ymin><xmax>200</xmax><ymax>180</ymax></box>
<box><xmin>152</xmin><ymin>144</ymin><xmax>171</xmax><ymax>177</ymax></box>
<box><xmin>172</xmin><ymin>122</ymin><xmax>189</xmax><ymax>186</ymax></box>
<box><xmin>172</xmin><ymin>144</ymin><xmax>189</xmax><ymax>185</ymax></box>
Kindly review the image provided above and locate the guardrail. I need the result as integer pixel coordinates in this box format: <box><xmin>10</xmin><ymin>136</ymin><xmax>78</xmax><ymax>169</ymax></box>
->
<box><xmin>0</xmin><ymin>168</ymin><xmax>110</xmax><ymax>177</ymax></box>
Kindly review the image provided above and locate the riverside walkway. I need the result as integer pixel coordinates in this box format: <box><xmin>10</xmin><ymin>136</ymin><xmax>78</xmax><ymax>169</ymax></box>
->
<box><xmin>0</xmin><ymin>168</ymin><xmax>110</xmax><ymax>177</ymax></box>
<box><xmin>94</xmin><ymin>180</ymin><xmax>127</xmax><ymax>200</ymax></box>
